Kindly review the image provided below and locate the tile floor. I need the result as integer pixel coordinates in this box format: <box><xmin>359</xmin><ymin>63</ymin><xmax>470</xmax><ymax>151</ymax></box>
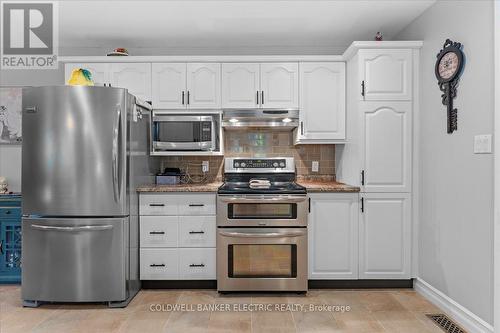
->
<box><xmin>0</xmin><ymin>285</ymin><xmax>447</xmax><ymax>333</ymax></box>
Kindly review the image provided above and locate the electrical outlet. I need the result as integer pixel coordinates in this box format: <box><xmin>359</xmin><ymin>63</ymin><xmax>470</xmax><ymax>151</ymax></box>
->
<box><xmin>311</xmin><ymin>161</ymin><xmax>319</xmax><ymax>172</ymax></box>
<box><xmin>202</xmin><ymin>161</ymin><xmax>209</xmax><ymax>173</ymax></box>
<box><xmin>474</xmin><ymin>134</ymin><xmax>492</xmax><ymax>154</ymax></box>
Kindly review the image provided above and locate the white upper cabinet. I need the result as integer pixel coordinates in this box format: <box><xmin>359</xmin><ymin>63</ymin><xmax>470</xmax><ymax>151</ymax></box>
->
<box><xmin>152</xmin><ymin>63</ymin><xmax>221</xmax><ymax>110</ymax></box>
<box><xmin>222</xmin><ymin>63</ymin><xmax>260</xmax><ymax>109</ymax></box>
<box><xmin>297</xmin><ymin>62</ymin><xmax>346</xmax><ymax>142</ymax></box>
<box><xmin>186</xmin><ymin>63</ymin><xmax>221</xmax><ymax>109</ymax></box>
<box><xmin>308</xmin><ymin>193</ymin><xmax>358</xmax><ymax>280</ymax></box>
<box><xmin>359</xmin><ymin>49</ymin><xmax>412</xmax><ymax>101</ymax></box>
<box><xmin>361</xmin><ymin>101</ymin><xmax>411</xmax><ymax>192</ymax></box>
<box><xmin>152</xmin><ymin>63</ymin><xmax>187</xmax><ymax>109</ymax></box>
<box><xmin>260</xmin><ymin>63</ymin><xmax>299</xmax><ymax>109</ymax></box>
<box><xmin>64</xmin><ymin>62</ymin><xmax>152</xmax><ymax>101</ymax></box>
<box><xmin>109</xmin><ymin>63</ymin><xmax>152</xmax><ymax>101</ymax></box>
<box><xmin>359</xmin><ymin>193</ymin><xmax>411</xmax><ymax>279</ymax></box>
<box><xmin>64</xmin><ymin>63</ymin><xmax>109</xmax><ymax>86</ymax></box>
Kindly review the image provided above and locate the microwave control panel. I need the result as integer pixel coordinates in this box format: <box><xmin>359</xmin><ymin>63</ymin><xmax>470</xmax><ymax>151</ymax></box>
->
<box><xmin>200</xmin><ymin>122</ymin><xmax>212</xmax><ymax>141</ymax></box>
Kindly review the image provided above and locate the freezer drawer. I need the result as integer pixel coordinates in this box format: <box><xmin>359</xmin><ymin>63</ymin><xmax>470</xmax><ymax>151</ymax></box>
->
<box><xmin>22</xmin><ymin>217</ymin><xmax>127</xmax><ymax>303</ymax></box>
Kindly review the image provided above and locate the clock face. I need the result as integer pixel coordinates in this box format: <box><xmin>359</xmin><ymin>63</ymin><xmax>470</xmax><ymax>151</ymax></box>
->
<box><xmin>438</xmin><ymin>52</ymin><xmax>460</xmax><ymax>80</ymax></box>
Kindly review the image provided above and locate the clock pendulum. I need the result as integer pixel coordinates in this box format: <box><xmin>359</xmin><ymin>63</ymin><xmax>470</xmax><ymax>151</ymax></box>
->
<box><xmin>435</xmin><ymin>39</ymin><xmax>465</xmax><ymax>134</ymax></box>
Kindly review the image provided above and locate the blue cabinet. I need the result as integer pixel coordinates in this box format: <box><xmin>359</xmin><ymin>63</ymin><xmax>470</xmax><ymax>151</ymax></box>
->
<box><xmin>0</xmin><ymin>194</ymin><xmax>21</xmax><ymax>283</ymax></box>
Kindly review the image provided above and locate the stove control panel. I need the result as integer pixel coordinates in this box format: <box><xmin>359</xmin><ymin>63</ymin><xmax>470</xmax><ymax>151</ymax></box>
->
<box><xmin>233</xmin><ymin>159</ymin><xmax>286</xmax><ymax>169</ymax></box>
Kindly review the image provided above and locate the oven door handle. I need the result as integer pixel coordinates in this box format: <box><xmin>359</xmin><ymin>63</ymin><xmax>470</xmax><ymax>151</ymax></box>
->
<box><xmin>218</xmin><ymin>196</ymin><xmax>307</xmax><ymax>203</ymax></box>
<box><xmin>219</xmin><ymin>230</ymin><xmax>306</xmax><ymax>238</ymax></box>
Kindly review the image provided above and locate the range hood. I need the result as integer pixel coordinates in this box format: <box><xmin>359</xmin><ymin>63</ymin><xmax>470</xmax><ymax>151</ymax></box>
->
<box><xmin>222</xmin><ymin>109</ymin><xmax>299</xmax><ymax>130</ymax></box>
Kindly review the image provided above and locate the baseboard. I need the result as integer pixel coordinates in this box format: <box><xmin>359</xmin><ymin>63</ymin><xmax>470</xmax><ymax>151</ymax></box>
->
<box><xmin>414</xmin><ymin>278</ymin><xmax>493</xmax><ymax>333</ymax></box>
<box><xmin>142</xmin><ymin>279</ymin><xmax>413</xmax><ymax>290</ymax></box>
<box><xmin>142</xmin><ymin>280</ymin><xmax>217</xmax><ymax>289</ymax></box>
<box><xmin>308</xmin><ymin>279</ymin><xmax>413</xmax><ymax>289</ymax></box>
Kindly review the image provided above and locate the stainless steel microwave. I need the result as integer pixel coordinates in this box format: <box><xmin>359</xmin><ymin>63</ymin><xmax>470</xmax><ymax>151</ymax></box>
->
<box><xmin>150</xmin><ymin>112</ymin><xmax>219</xmax><ymax>153</ymax></box>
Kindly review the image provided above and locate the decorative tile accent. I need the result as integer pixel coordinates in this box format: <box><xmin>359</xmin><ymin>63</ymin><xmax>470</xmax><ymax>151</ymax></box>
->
<box><xmin>158</xmin><ymin>130</ymin><xmax>336</xmax><ymax>181</ymax></box>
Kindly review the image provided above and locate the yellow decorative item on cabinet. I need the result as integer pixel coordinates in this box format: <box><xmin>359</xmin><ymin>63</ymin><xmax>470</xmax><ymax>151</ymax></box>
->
<box><xmin>67</xmin><ymin>68</ymin><xmax>94</xmax><ymax>86</ymax></box>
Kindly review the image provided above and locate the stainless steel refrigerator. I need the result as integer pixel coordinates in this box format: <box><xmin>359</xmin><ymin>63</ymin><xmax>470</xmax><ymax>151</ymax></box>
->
<box><xmin>21</xmin><ymin>86</ymin><xmax>155</xmax><ymax>307</ymax></box>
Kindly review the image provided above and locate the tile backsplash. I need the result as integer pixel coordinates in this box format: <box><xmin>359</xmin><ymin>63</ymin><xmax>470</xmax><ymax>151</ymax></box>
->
<box><xmin>158</xmin><ymin>130</ymin><xmax>335</xmax><ymax>182</ymax></box>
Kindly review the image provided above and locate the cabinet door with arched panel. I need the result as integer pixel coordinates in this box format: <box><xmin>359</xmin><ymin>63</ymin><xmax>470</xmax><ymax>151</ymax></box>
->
<box><xmin>260</xmin><ymin>63</ymin><xmax>298</xmax><ymax>109</ymax></box>
<box><xmin>187</xmin><ymin>63</ymin><xmax>221</xmax><ymax>109</ymax></box>
<box><xmin>110</xmin><ymin>63</ymin><xmax>152</xmax><ymax>101</ymax></box>
<box><xmin>361</xmin><ymin>101</ymin><xmax>411</xmax><ymax>192</ymax></box>
<box><xmin>298</xmin><ymin>62</ymin><xmax>346</xmax><ymax>141</ymax></box>
<box><xmin>152</xmin><ymin>63</ymin><xmax>187</xmax><ymax>109</ymax></box>
<box><xmin>359</xmin><ymin>49</ymin><xmax>412</xmax><ymax>101</ymax></box>
<box><xmin>222</xmin><ymin>63</ymin><xmax>260</xmax><ymax>109</ymax></box>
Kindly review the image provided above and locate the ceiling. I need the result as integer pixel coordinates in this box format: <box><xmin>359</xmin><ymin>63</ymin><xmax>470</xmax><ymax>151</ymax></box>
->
<box><xmin>58</xmin><ymin>0</ymin><xmax>436</xmax><ymax>55</ymax></box>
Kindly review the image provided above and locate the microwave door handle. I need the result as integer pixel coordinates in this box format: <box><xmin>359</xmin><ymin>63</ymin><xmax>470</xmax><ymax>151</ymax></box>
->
<box><xmin>219</xmin><ymin>230</ymin><xmax>306</xmax><ymax>238</ymax></box>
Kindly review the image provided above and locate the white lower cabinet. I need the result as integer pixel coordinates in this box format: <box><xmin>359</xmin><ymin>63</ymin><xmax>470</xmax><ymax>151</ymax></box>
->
<box><xmin>139</xmin><ymin>193</ymin><xmax>216</xmax><ymax>280</ymax></box>
<box><xmin>139</xmin><ymin>194</ymin><xmax>178</xmax><ymax>216</ymax></box>
<box><xmin>359</xmin><ymin>193</ymin><xmax>411</xmax><ymax>279</ymax></box>
<box><xmin>308</xmin><ymin>193</ymin><xmax>359</xmax><ymax>279</ymax></box>
<box><xmin>140</xmin><ymin>216</ymin><xmax>178</xmax><ymax>248</ymax></box>
<box><xmin>178</xmin><ymin>216</ymin><xmax>216</xmax><ymax>248</ymax></box>
<box><xmin>177</xmin><ymin>194</ymin><xmax>216</xmax><ymax>216</ymax></box>
<box><xmin>140</xmin><ymin>249</ymin><xmax>179</xmax><ymax>280</ymax></box>
<box><xmin>178</xmin><ymin>248</ymin><xmax>216</xmax><ymax>279</ymax></box>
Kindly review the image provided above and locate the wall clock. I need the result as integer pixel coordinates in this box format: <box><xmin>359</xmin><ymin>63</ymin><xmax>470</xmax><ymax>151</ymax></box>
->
<box><xmin>435</xmin><ymin>39</ymin><xmax>465</xmax><ymax>134</ymax></box>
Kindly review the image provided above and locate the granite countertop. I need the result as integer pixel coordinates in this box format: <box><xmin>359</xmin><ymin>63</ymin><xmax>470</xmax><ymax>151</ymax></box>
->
<box><xmin>137</xmin><ymin>182</ymin><xmax>223</xmax><ymax>193</ymax></box>
<box><xmin>137</xmin><ymin>180</ymin><xmax>359</xmax><ymax>193</ymax></box>
<box><xmin>297</xmin><ymin>180</ymin><xmax>360</xmax><ymax>193</ymax></box>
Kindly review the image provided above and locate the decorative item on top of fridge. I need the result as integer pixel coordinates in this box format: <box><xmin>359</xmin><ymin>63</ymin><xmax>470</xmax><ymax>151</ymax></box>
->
<box><xmin>67</xmin><ymin>68</ymin><xmax>94</xmax><ymax>86</ymax></box>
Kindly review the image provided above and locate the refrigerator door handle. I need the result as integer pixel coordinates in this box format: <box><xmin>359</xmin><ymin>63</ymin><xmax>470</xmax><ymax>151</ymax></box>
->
<box><xmin>31</xmin><ymin>224</ymin><xmax>114</xmax><ymax>232</ymax></box>
<box><xmin>112</xmin><ymin>105</ymin><xmax>121</xmax><ymax>202</ymax></box>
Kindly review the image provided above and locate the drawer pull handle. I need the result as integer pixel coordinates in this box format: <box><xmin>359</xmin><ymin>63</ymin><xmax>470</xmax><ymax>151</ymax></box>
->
<box><xmin>189</xmin><ymin>231</ymin><xmax>205</xmax><ymax>234</ymax></box>
<box><xmin>189</xmin><ymin>263</ymin><xmax>205</xmax><ymax>267</ymax></box>
<box><xmin>149</xmin><ymin>203</ymin><xmax>165</xmax><ymax>207</ymax></box>
<box><xmin>150</xmin><ymin>264</ymin><xmax>165</xmax><ymax>267</ymax></box>
<box><xmin>149</xmin><ymin>231</ymin><xmax>165</xmax><ymax>235</ymax></box>
<box><xmin>188</xmin><ymin>204</ymin><xmax>204</xmax><ymax>207</ymax></box>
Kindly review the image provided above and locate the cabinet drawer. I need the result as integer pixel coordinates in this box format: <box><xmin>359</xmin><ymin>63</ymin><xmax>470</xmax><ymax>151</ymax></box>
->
<box><xmin>0</xmin><ymin>207</ymin><xmax>21</xmax><ymax>219</ymax></box>
<box><xmin>178</xmin><ymin>216</ymin><xmax>216</xmax><ymax>248</ymax></box>
<box><xmin>177</xmin><ymin>194</ymin><xmax>216</xmax><ymax>216</ymax></box>
<box><xmin>140</xmin><ymin>216</ymin><xmax>178</xmax><ymax>248</ymax></box>
<box><xmin>140</xmin><ymin>249</ymin><xmax>178</xmax><ymax>280</ymax></box>
<box><xmin>140</xmin><ymin>194</ymin><xmax>178</xmax><ymax>215</ymax></box>
<box><xmin>178</xmin><ymin>248</ymin><xmax>216</xmax><ymax>280</ymax></box>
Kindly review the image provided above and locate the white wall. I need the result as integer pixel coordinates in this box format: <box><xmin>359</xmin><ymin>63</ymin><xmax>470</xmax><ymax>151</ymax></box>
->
<box><xmin>0</xmin><ymin>68</ymin><xmax>63</xmax><ymax>192</ymax></box>
<box><xmin>396</xmin><ymin>0</ymin><xmax>494</xmax><ymax>325</ymax></box>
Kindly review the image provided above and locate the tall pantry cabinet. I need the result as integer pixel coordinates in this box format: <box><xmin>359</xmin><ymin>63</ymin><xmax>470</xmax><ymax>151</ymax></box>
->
<box><xmin>336</xmin><ymin>44</ymin><xmax>421</xmax><ymax>279</ymax></box>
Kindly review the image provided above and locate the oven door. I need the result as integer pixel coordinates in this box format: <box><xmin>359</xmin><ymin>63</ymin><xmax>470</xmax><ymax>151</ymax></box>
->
<box><xmin>152</xmin><ymin>114</ymin><xmax>215</xmax><ymax>151</ymax></box>
<box><xmin>217</xmin><ymin>228</ymin><xmax>307</xmax><ymax>292</ymax></box>
<box><xmin>217</xmin><ymin>195</ymin><xmax>308</xmax><ymax>227</ymax></box>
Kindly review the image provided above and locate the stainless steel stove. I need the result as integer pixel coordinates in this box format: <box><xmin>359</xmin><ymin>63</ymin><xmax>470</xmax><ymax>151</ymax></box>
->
<box><xmin>217</xmin><ymin>157</ymin><xmax>308</xmax><ymax>293</ymax></box>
